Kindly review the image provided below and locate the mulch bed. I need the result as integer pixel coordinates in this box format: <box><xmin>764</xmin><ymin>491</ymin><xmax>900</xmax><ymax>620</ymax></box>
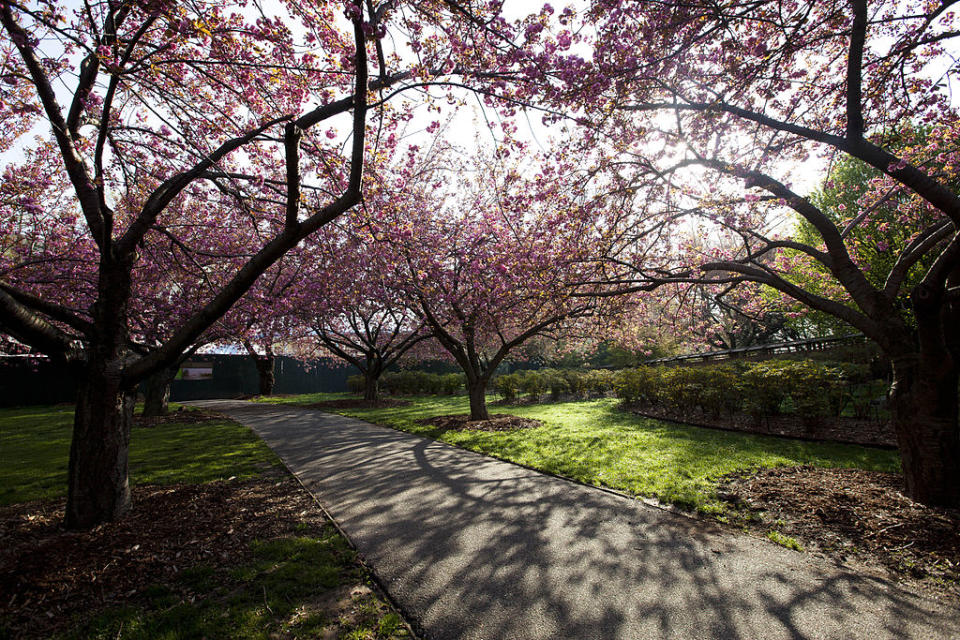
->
<box><xmin>303</xmin><ymin>398</ymin><xmax>411</xmax><ymax>410</ymax></box>
<box><xmin>133</xmin><ymin>407</ymin><xmax>230</xmax><ymax>428</ymax></box>
<box><xmin>632</xmin><ymin>406</ymin><xmax>895</xmax><ymax>448</ymax></box>
<box><xmin>416</xmin><ymin>413</ymin><xmax>543</xmax><ymax>432</ymax></box>
<box><xmin>719</xmin><ymin>466</ymin><xmax>960</xmax><ymax>601</ymax></box>
<box><xmin>0</xmin><ymin>474</ymin><xmax>326</xmax><ymax>638</ymax></box>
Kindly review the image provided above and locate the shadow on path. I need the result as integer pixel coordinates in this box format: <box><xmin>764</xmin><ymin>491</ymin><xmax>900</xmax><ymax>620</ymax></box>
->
<box><xmin>192</xmin><ymin>400</ymin><xmax>958</xmax><ymax>640</ymax></box>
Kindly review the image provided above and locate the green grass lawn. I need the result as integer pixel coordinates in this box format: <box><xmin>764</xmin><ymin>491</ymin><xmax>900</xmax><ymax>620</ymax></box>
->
<box><xmin>0</xmin><ymin>404</ymin><xmax>282</xmax><ymax>505</ymax></box>
<box><xmin>261</xmin><ymin>393</ymin><xmax>900</xmax><ymax>515</ymax></box>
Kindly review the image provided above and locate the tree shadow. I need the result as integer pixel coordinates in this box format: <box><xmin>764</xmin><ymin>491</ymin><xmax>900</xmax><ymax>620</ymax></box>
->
<box><xmin>194</xmin><ymin>400</ymin><xmax>958</xmax><ymax>640</ymax></box>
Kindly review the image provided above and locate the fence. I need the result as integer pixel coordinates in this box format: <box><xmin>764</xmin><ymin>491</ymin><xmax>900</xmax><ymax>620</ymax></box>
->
<box><xmin>641</xmin><ymin>334</ymin><xmax>871</xmax><ymax>366</ymax></box>
<box><xmin>0</xmin><ymin>354</ymin><xmax>358</xmax><ymax>407</ymax></box>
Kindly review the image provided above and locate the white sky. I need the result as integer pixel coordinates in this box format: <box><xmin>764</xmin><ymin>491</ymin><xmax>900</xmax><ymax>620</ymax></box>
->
<box><xmin>3</xmin><ymin>1</ymin><xmax>958</xmax><ymax>203</ymax></box>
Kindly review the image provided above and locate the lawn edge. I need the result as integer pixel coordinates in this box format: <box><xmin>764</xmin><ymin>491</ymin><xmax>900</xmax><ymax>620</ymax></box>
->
<box><xmin>287</xmin><ymin>401</ymin><xmax>711</xmax><ymax>524</ymax></box>
<box><xmin>264</xmin><ymin>434</ymin><xmax>425</xmax><ymax>640</ymax></box>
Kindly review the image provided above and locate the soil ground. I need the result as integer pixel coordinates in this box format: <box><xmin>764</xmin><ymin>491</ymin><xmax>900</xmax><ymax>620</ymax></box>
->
<box><xmin>415</xmin><ymin>413</ymin><xmax>543</xmax><ymax>432</ymax></box>
<box><xmin>304</xmin><ymin>398</ymin><xmax>412</xmax><ymax>410</ymax></box>
<box><xmin>719</xmin><ymin>466</ymin><xmax>960</xmax><ymax>603</ymax></box>
<box><xmin>133</xmin><ymin>406</ymin><xmax>232</xmax><ymax>427</ymax></box>
<box><xmin>633</xmin><ymin>406</ymin><xmax>895</xmax><ymax>448</ymax></box>
<box><xmin>0</xmin><ymin>474</ymin><xmax>408</xmax><ymax>639</ymax></box>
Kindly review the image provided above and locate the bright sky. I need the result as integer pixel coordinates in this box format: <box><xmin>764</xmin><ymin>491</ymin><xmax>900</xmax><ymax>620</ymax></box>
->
<box><xmin>3</xmin><ymin>1</ymin><xmax>958</xmax><ymax>203</ymax></box>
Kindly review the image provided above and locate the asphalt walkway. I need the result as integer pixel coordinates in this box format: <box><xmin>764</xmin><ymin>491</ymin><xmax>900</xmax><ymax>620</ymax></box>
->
<box><xmin>192</xmin><ymin>400</ymin><xmax>959</xmax><ymax>640</ymax></box>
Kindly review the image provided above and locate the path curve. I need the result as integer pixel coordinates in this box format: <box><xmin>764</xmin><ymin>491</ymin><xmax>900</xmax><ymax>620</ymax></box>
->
<box><xmin>191</xmin><ymin>400</ymin><xmax>959</xmax><ymax>640</ymax></box>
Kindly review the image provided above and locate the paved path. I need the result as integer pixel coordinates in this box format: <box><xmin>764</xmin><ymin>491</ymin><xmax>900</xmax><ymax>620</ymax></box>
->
<box><xmin>193</xmin><ymin>400</ymin><xmax>959</xmax><ymax>640</ymax></box>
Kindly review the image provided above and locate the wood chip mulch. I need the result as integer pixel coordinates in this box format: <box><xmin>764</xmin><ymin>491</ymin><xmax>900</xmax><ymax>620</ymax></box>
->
<box><xmin>719</xmin><ymin>466</ymin><xmax>960</xmax><ymax>602</ymax></box>
<box><xmin>415</xmin><ymin>413</ymin><xmax>543</xmax><ymax>432</ymax></box>
<box><xmin>0</xmin><ymin>474</ymin><xmax>327</xmax><ymax>638</ymax></box>
<box><xmin>133</xmin><ymin>407</ymin><xmax>231</xmax><ymax>428</ymax></box>
<box><xmin>303</xmin><ymin>398</ymin><xmax>411</xmax><ymax>410</ymax></box>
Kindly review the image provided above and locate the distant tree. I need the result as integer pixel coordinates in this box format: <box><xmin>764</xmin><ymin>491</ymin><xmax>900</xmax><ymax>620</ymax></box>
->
<box><xmin>290</xmin><ymin>223</ymin><xmax>429</xmax><ymax>405</ymax></box>
<box><xmin>370</xmin><ymin>147</ymin><xmax>629</xmax><ymax>420</ymax></box>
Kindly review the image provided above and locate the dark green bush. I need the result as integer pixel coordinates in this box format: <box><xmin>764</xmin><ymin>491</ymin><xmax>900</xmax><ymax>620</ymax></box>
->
<box><xmin>539</xmin><ymin>368</ymin><xmax>570</xmax><ymax>401</ymax></box>
<box><xmin>584</xmin><ymin>369</ymin><xmax>615</xmax><ymax>396</ymax></box>
<box><xmin>493</xmin><ymin>373</ymin><xmax>521</xmax><ymax>401</ymax></box>
<box><xmin>519</xmin><ymin>370</ymin><xmax>547</xmax><ymax>401</ymax></box>
<box><xmin>740</xmin><ymin>361</ymin><xmax>792</xmax><ymax>416</ymax></box>
<box><xmin>561</xmin><ymin>369</ymin><xmax>588</xmax><ymax>397</ymax></box>
<box><xmin>346</xmin><ymin>374</ymin><xmax>365</xmax><ymax>395</ymax></box>
<box><xmin>380</xmin><ymin>371</ymin><xmax>464</xmax><ymax>396</ymax></box>
<box><xmin>611</xmin><ymin>359</ymin><xmax>879</xmax><ymax>422</ymax></box>
<box><xmin>439</xmin><ymin>373</ymin><xmax>465</xmax><ymax>395</ymax></box>
<box><xmin>613</xmin><ymin>367</ymin><xmax>658</xmax><ymax>405</ymax></box>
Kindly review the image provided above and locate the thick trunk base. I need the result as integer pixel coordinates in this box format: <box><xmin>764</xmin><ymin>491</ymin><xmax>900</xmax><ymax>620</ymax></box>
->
<box><xmin>889</xmin><ymin>357</ymin><xmax>960</xmax><ymax>508</ymax></box>
<box><xmin>258</xmin><ymin>367</ymin><xmax>275</xmax><ymax>396</ymax></box>
<box><xmin>142</xmin><ymin>368</ymin><xmax>174</xmax><ymax>417</ymax></box>
<box><xmin>468</xmin><ymin>381</ymin><xmax>489</xmax><ymax>421</ymax></box>
<box><xmin>65</xmin><ymin>377</ymin><xmax>134</xmax><ymax>529</ymax></box>
<box><xmin>363</xmin><ymin>375</ymin><xmax>380</xmax><ymax>405</ymax></box>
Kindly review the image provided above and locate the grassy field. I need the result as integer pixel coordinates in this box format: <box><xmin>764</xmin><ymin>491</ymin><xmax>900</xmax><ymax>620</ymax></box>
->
<box><xmin>261</xmin><ymin>393</ymin><xmax>900</xmax><ymax>515</ymax></box>
<box><xmin>0</xmin><ymin>404</ymin><xmax>281</xmax><ymax>505</ymax></box>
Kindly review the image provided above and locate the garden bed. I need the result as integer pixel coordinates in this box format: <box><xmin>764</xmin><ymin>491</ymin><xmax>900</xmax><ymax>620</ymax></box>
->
<box><xmin>719</xmin><ymin>466</ymin><xmax>959</xmax><ymax>602</ymax></box>
<box><xmin>416</xmin><ymin>413</ymin><xmax>543</xmax><ymax>432</ymax></box>
<box><xmin>0</xmin><ymin>475</ymin><xmax>411</xmax><ymax>639</ymax></box>
<box><xmin>133</xmin><ymin>407</ymin><xmax>230</xmax><ymax>428</ymax></box>
<box><xmin>304</xmin><ymin>398</ymin><xmax>411</xmax><ymax>410</ymax></box>
<box><xmin>630</xmin><ymin>406</ymin><xmax>895</xmax><ymax>448</ymax></box>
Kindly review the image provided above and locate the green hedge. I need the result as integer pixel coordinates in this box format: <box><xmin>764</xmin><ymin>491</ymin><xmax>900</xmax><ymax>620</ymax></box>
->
<box><xmin>353</xmin><ymin>371</ymin><xmax>465</xmax><ymax>396</ymax></box>
<box><xmin>346</xmin><ymin>375</ymin><xmax>366</xmax><ymax>395</ymax></box>
<box><xmin>493</xmin><ymin>368</ymin><xmax>617</xmax><ymax>402</ymax></box>
<box><xmin>489</xmin><ymin>360</ymin><xmax>876</xmax><ymax>422</ymax></box>
<box><xmin>352</xmin><ymin>360</ymin><xmax>877</xmax><ymax>422</ymax></box>
<box><xmin>612</xmin><ymin>360</ymin><xmax>872</xmax><ymax>422</ymax></box>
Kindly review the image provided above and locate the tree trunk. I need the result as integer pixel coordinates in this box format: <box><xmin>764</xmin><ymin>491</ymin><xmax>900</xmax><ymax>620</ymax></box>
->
<box><xmin>243</xmin><ymin>340</ymin><xmax>276</xmax><ymax>396</ymax></box>
<box><xmin>363</xmin><ymin>372</ymin><xmax>380</xmax><ymax>405</ymax></box>
<box><xmin>888</xmin><ymin>353</ymin><xmax>960</xmax><ymax>507</ymax></box>
<box><xmin>142</xmin><ymin>365</ymin><xmax>176</xmax><ymax>417</ymax></box>
<box><xmin>256</xmin><ymin>355</ymin><xmax>275</xmax><ymax>396</ymax></box>
<box><xmin>65</xmin><ymin>255</ymin><xmax>136</xmax><ymax>529</ymax></box>
<box><xmin>468</xmin><ymin>378</ymin><xmax>489</xmax><ymax>421</ymax></box>
<box><xmin>65</xmin><ymin>363</ymin><xmax>135</xmax><ymax>529</ymax></box>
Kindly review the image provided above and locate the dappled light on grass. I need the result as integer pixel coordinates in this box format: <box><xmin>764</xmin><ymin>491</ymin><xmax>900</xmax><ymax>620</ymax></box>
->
<box><xmin>0</xmin><ymin>405</ymin><xmax>282</xmax><ymax>505</ymax></box>
<box><xmin>269</xmin><ymin>394</ymin><xmax>900</xmax><ymax>515</ymax></box>
<box><xmin>1</xmin><ymin>404</ymin><xmax>413</xmax><ymax>639</ymax></box>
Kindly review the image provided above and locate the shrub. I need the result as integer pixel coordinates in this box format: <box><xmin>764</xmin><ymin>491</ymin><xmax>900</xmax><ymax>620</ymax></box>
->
<box><xmin>519</xmin><ymin>370</ymin><xmax>547</xmax><ymax>401</ymax></box>
<box><xmin>493</xmin><ymin>373</ymin><xmax>521</xmax><ymax>401</ymax></box>
<box><xmin>782</xmin><ymin>361</ymin><xmax>846</xmax><ymax>422</ymax></box>
<box><xmin>540</xmin><ymin>368</ymin><xmax>570</xmax><ymax>401</ymax></box>
<box><xmin>560</xmin><ymin>369</ymin><xmax>588</xmax><ymax>397</ymax></box>
<box><xmin>584</xmin><ymin>369</ymin><xmax>615</xmax><ymax>397</ymax></box>
<box><xmin>613</xmin><ymin>367</ymin><xmax>657</xmax><ymax>405</ymax></box>
<box><xmin>439</xmin><ymin>373</ymin><xmax>464</xmax><ymax>395</ymax></box>
<box><xmin>346</xmin><ymin>374</ymin><xmax>365</xmax><ymax>395</ymax></box>
<box><xmin>740</xmin><ymin>361</ymin><xmax>792</xmax><ymax>416</ymax></box>
<box><xmin>381</xmin><ymin>371</ymin><xmax>462</xmax><ymax>396</ymax></box>
<box><xmin>697</xmin><ymin>366</ymin><xmax>744</xmax><ymax>416</ymax></box>
<box><xmin>609</xmin><ymin>359</ymin><xmax>878</xmax><ymax>421</ymax></box>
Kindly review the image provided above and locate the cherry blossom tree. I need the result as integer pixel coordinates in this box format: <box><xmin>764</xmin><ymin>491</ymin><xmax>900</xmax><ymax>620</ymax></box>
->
<box><xmin>288</xmin><ymin>222</ymin><xmax>429</xmax><ymax>405</ymax></box>
<box><xmin>0</xmin><ymin>0</ymin><xmax>563</xmax><ymax>528</ymax></box>
<box><xmin>564</xmin><ymin>0</ymin><xmax>960</xmax><ymax>506</ymax></box>
<box><xmin>367</xmin><ymin>145</ymin><xmax>630</xmax><ymax>420</ymax></box>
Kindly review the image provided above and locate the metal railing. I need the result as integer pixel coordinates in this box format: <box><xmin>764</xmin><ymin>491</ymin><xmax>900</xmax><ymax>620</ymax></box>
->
<box><xmin>642</xmin><ymin>334</ymin><xmax>868</xmax><ymax>366</ymax></box>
